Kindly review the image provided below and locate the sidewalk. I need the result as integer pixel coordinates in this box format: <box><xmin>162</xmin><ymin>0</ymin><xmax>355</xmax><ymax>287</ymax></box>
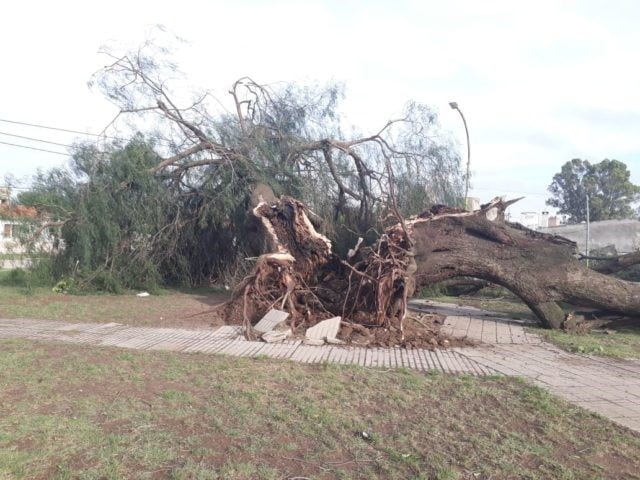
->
<box><xmin>2</xmin><ymin>302</ymin><xmax>640</xmax><ymax>432</ymax></box>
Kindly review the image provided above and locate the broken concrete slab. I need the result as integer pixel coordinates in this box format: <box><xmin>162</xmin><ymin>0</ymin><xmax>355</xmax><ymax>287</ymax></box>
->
<box><xmin>326</xmin><ymin>336</ymin><xmax>345</xmax><ymax>345</ymax></box>
<box><xmin>303</xmin><ymin>337</ymin><xmax>325</xmax><ymax>346</ymax></box>
<box><xmin>254</xmin><ymin>309</ymin><xmax>289</xmax><ymax>334</ymax></box>
<box><xmin>262</xmin><ymin>329</ymin><xmax>292</xmax><ymax>343</ymax></box>
<box><xmin>305</xmin><ymin>316</ymin><xmax>341</xmax><ymax>344</ymax></box>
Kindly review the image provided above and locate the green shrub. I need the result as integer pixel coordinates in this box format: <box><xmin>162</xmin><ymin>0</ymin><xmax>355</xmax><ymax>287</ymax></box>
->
<box><xmin>0</xmin><ymin>268</ymin><xmax>28</xmax><ymax>287</ymax></box>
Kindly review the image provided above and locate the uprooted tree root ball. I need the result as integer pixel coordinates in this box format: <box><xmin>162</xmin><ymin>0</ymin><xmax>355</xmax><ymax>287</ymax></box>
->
<box><xmin>223</xmin><ymin>196</ymin><xmax>419</xmax><ymax>343</ymax></box>
<box><xmin>223</xmin><ymin>194</ymin><xmax>640</xmax><ymax>343</ymax></box>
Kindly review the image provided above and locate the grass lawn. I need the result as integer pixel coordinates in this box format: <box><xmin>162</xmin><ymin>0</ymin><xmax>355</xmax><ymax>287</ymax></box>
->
<box><xmin>531</xmin><ymin>325</ymin><xmax>640</xmax><ymax>358</ymax></box>
<box><xmin>0</xmin><ymin>280</ymin><xmax>227</xmax><ymax>329</ymax></box>
<box><xmin>428</xmin><ymin>294</ymin><xmax>640</xmax><ymax>359</ymax></box>
<box><xmin>1</xmin><ymin>339</ymin><xmax>639</xmax><ymax>480</ymax></box>
<box><xmin>424</xmin><ymin>294</ymin><xmax>536</xmax><ymax>321</ymax></box>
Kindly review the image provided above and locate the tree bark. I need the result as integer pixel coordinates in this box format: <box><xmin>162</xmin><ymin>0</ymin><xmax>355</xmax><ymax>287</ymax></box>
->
<box><xmin>407</xmin><ymin>200</ymin><xmax>640</xmax><ymax>328</ymax></box>
<box><xmin>586</xmin><ymin>251</ymin><xmax>640</xmax><ymax>275</ymax></box>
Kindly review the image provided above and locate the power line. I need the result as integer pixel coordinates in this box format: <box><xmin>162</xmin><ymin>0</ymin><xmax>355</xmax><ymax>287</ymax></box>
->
<box><xmin>0</xmin><ymin>117</ymin><xmax>122</xmax><ymax>140</ymax></box>
<box><xmin>0</xmin><ymin>131</ymin><xmax>73</xmax><ymax>148</ymax></box>
<box><xmin>0</xmin><ymin>140</ymin><xmax>68</xmax><ymax>156</ymax></box>
<box><xmin>0</xmin><ymin>117</ymin><xmax>179</xmax><ymax>148</ymax></box>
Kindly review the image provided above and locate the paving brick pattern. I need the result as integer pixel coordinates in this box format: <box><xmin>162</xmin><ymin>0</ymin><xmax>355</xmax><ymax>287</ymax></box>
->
<box><xmin>458</xmin><ymin>344</ymin><xmax>640</xmax><ymax>432</ymax></box>
<box><xmin>0</xmin><ymin>318</ymin><xmax>497</xmax><ymax>376</ymax></box>
<box><xmin>442</xmin><ymin>315</ymin><xmax>542</xmax><ymax>345</ymax></box>
<box><xmin>2</xmin><ymin>304</ymin><xmax>640</xmax><ymax>433</ymax></box>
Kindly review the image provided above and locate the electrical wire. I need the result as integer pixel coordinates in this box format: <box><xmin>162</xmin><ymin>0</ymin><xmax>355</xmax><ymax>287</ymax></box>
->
<box><xmin>0</xmin><ymin>116</ymin><xmax>177</xmax><ymax>148</ymax></box>
<box><xmin>0</xmin><ymin>131</ymin><xmax>73</xmax><ymax>148</ymax></box>
<box><xmin>0</xmin><ymin>117</ymin><xmax>121</xmax><ymax>140</ymax></box>
<box><xmin>0</xmin><ymin>140</ymin><xmax>68</xmax><ymax>156</ymax></box>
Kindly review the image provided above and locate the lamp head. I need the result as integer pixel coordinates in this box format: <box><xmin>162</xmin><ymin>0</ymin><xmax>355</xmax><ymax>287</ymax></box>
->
<box><xmin>449</xmin><ymin>102</ymin><xmax>458</xmax><ymax>110</ymax></box>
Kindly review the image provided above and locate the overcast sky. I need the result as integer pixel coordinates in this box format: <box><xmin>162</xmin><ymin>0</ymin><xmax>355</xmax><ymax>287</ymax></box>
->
<box><xmin>1</xmin><ymin>0</ymin><xmax>639</xmax><ymax>216</ymax></box>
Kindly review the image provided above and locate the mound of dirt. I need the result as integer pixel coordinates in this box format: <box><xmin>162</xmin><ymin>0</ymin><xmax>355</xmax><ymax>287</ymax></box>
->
<box><xmin>337</xmin><ymin>314</ymin><xmax>475</xmax><ymax>349</ymax></box>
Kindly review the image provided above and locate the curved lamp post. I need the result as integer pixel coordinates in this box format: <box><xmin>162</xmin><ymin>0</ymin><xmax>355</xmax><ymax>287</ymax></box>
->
<box><xmin>449</xmin><ymin>102</ymin><xmax>471</xmax><ymax>208</ymax></box>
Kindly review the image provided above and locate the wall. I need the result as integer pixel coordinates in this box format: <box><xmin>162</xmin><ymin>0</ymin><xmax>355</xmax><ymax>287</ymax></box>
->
<box><xmin>539</xmin><ymin>219</ymin><xmax>640</xmax><ymax>254</ymax></box>
<box><xmin>0</xmin><ymin>219</ymin><xmax>25</xmax><ymax>254</ymax></box>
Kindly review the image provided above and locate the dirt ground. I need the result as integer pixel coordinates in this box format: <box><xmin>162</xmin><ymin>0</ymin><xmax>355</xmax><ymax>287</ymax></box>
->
<box><xmin>1</xmin><ymin>286</ymin><xmax>471</xmax><ymax>349</ymax></box>
<box><xmin>338</xmin><ymin>313</ymin><xmax>474</xmax><ymax>349</ymax></box>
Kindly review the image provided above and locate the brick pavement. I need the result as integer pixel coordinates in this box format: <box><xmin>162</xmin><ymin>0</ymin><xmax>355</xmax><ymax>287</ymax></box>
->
<box><xmin>0</xmin><ymin>318</ymin><xmax>497</xmax><ymax>375</ymax></box>
<box><xmin>2</xmin><ymin>302</ymin><xmax>640</xmax><ymax>432</ymax></box>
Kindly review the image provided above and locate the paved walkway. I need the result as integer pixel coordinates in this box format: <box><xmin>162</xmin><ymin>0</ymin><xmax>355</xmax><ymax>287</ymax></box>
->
<box><xmin>1</xmin><ymin>301</ymin><xmax>640</xmax><ymax>432</ymax></box>
<box><xmin>0</xmin><ymin>318</ymin><xmax>498</xmax><ymax>376</ymax></box>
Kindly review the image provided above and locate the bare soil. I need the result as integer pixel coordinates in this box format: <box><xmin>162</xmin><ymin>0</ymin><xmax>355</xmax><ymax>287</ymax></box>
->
<box><xmin>338</xmin><ymin>313</ymin><xmax>475</xmax><ymax>349</ymax></box>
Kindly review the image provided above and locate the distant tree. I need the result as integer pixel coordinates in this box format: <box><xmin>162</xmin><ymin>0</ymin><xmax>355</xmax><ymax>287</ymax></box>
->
<box><xmin>546</xmin><ymin>158</ymin><xmax>639</xmax><ymax>223</ymax></box>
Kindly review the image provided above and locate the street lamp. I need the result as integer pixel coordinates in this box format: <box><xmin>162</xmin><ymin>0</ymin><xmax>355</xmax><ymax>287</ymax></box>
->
<box><xmin>449</xmin><ymin>101</ymin><xmax>471</xmax><ymax>208</ymax></box>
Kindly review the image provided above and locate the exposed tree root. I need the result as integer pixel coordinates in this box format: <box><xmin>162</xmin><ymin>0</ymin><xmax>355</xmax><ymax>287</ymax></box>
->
<box><xmin>224</xmin><ymin>195</ymin><xmax>640</xmax><ymax>334</ymax></box>
<box><xmin>223</xmin><ymin>196</ymin><xmax>415</xmax><ymax>336</ymax></box>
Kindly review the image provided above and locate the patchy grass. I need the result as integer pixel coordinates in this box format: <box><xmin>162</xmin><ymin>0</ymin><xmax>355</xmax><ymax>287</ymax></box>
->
<box><xmin>532</xmin><ymin>325</ymin><xmax>640</xmax><ymax>359</ymax></box>
<box><xmin>0</xmin><ymin>279</ymin><xmax>228</xmax><ymax>329</ymax></box>
<box><xmin>1</xmin><ymin>339</ymin><xmax>639</xmax><ymax>479</ymax></box>
<box><xmin>425</xmin><ymin>294</ymin><xmax>536</xmax><ymax>321</ymax></box>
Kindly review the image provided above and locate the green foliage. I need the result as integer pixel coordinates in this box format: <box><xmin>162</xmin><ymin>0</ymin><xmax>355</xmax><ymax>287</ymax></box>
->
<box><xmin>18</xmin><ymin>73</ymin><xmax>464</xmax><ymax>291</ymax></box>
<box><xmin>20</xmin><ymin>137</ymin><xmax>170</xmax><ymax>291</ymax></box>
<box><xmin>19</xmin><ymin>136</ymin><xmax>269</xmax><ymax>291</ymax></box>
<box><xmin>0</xmin><ymin>268</ymin><xmax>28</xmax><ymax>287</ymax></box>
<box><xmin>0</xmin><ymin>262</ymin><xmax>54</xmax><ymax>293</ymax></box>
<box><xmin>547</xmin><ymin>158</ymin><xmax>639</xmax><ymax>222</ymax></box>
<box><xmin>52</xmin><ymin>278</ymin><xmax>73</xmax><ymax>294</ymax></box>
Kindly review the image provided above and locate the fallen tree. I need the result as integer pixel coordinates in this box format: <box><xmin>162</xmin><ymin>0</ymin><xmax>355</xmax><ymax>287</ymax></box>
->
<box><xmin>44</xmin><ymin>38</ymin><xmax>635</xmax><ymax>331</ymax></box>
<box><xmin>581</xmin><ymin>251</ymin><xmax>640</xmax><ymax>275</ymax></box>
<box><xmin>225</xmin><ymin>194</ymin><xmax>640</xmax><ymax>331</ymax></box>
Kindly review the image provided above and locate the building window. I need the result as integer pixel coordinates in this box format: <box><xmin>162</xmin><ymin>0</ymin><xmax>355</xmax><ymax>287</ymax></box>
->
<box><xmin>3</xmin><ymin>224</ymin><xmax>18</xmax><ymax>238</ymax></box>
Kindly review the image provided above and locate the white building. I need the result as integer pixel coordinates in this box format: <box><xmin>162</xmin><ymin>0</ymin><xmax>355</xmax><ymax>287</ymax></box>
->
<box><xmin>517</xmin><ymin>211</ymin><xmax>569</xmax><ymax>230</ymax></box>
<box><xmin>0</xmin><ymin>188</ymin><xmax>40</xmax><ymax>254</ymax></box>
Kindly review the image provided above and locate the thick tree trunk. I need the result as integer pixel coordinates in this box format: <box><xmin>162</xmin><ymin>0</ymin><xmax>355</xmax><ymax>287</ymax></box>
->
<box><xmin>587</xmin><ymin>251</ymin><xmax>640</xmax><ymax>275</ymax></box>
<box><xmin>407</xmin><ymin>202</ymin><xmax>640</xmax><ymax>328</ymax></box>
<box><xmin>225</xmin><ymin>195</ymin><xmax>640</xmax><ymax>331</ymax></box>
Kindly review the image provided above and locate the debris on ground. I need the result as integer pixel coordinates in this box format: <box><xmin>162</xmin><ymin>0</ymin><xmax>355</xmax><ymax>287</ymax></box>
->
<box><xmin>304</xmin><ymin>316</ymin><xmax>341</xmax><ymax>345</ymax></box>
<box><xmin>262</xmin><ymin>329</ymin><xmax>292</xmax><ymax>343</ymax></box>
<box><xmin>338</xmin><ymin>314</ymin><xmax>473</xmax><ymax>349</ymax></box>
<box><xmin>254</xmin><ymin>309</ymin><xmax>289</xmax><ymax>334</ymax></box>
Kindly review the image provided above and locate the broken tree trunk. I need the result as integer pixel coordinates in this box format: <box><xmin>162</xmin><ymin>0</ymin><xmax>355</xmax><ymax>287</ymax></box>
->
<box><xmin>407</xmin><ymin>201</ymin><xmax>640</xmax><ymax>328</ymax></box>
<box><xmin>585</xmin><ymin>250</ymin><xmax>640</xmax><ymax>275</ymax></box>
<box><xmin>225</xmin><ymin>195</ymin><xmax>640</xmax><ymax>331</ymax></box>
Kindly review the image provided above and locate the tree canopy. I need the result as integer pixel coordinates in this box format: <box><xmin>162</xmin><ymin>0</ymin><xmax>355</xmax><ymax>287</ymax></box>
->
<box><xmin>546</xmin><ymin>158</ymin><xmax>639</xmax><ymax>223</ymax></box>
<box><xmin>18</xmin><ymin>42</ymin><xmax>464</xmax><ymax>291</ymax></box>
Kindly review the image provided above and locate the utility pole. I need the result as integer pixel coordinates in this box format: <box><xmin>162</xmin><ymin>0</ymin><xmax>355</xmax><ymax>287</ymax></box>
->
<box><xmin>449</xmin><ymin>102</ymin><xmax>471</xmax><ymax>209</ymax></box>
<box><xmin>585</xmin><ymin>193</ymin><xmax>590</xmax><ymax>268</ymax></box>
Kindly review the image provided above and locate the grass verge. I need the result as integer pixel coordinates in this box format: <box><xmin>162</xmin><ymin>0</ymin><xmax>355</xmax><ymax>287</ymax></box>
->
<box><xmin>531</xmin><ymin>325</ymin><xmax>640</xmax><ymax>358</ymax></box>
<box><xmin>1</xmin><ymin>339</ymin><xmax>639</xmax><ymax>479</ymax></box>
<box><xmin>0</xmin><ymin>272</ymin><xmax>227</xmax><ymax>329</ymax></box>
<box><xmin>424</xmin><ymin>294</ymin><xmax>536</xmax><ymax>320</ymax></box>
